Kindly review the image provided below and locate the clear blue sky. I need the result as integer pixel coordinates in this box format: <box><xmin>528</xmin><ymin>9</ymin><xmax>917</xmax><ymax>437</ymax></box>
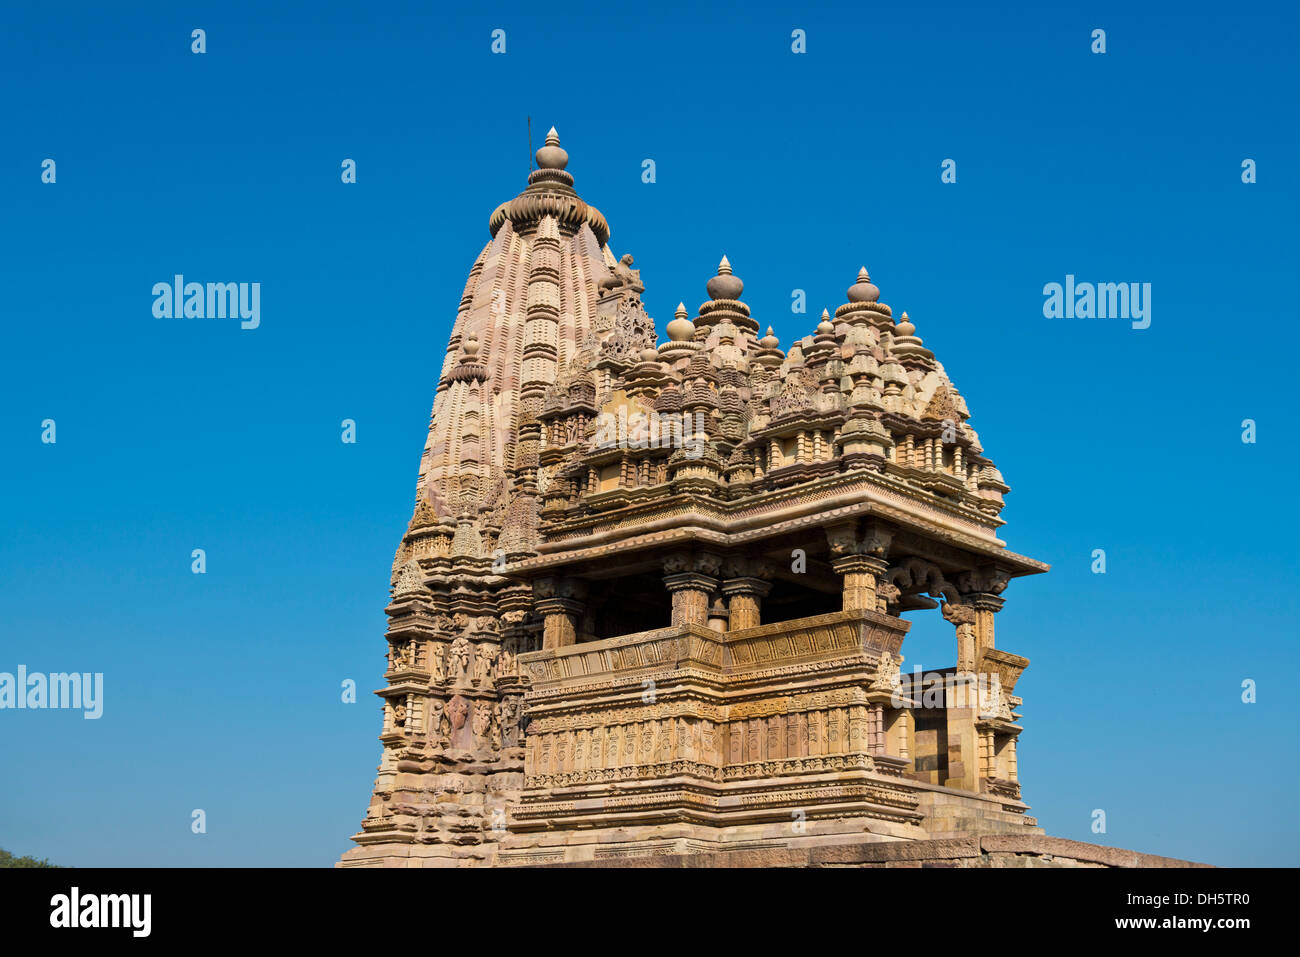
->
<box><xmin>2</xmin><ymin>0</ymin><xmax>1296</xmax><ymax>867</ymax></box>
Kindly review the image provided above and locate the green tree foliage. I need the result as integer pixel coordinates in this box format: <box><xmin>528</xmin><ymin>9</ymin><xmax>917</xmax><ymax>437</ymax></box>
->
<box><xmin>0</xmin><ymin>848</ymin><xmax>60</xmax><ymax>868</ymax></box>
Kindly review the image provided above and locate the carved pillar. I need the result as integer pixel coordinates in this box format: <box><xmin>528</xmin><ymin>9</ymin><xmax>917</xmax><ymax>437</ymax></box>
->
<box><xmin>958</xmin><ymin>566</ymin><xmax>1010</xmax><ymax>661</ymax></box>
<box><xmin>870</xmin><ymin>703</ymin><xmax>886</xmax><ymax>754</ymax></box>
<box><xmin>706</xmin><ymin>594</ymin><xmax>729</xmax><ymax>632</ymax></box>
<box><xmin>663</xmin><ymin>552</ymin><xmax>721</xmax><ymax>627</ymax></box>
<box><xmin>664</xmin><ymin>572</ymin><xmax>717</xmax><ymax>627</ymax></box>
<box><xmin>721</xmin><ymin>576</ymin><xmax>771</xmax><ymax>630</ymax></box>
<box><xmin>535</xmin><ymin>576</ymin><xmax>586</xmax><ymax>650</ymax></box>
<box><xmin>942</xmin><ymin>601</ymin><xmax>978</xmax><ymax>672</ymax></box>
<box><xmin>831</xmin><ymin>554</ymin><xmax>889</xmax><ymax>612</ymax></box>
<box><xmin>979</xmin><ymin>727</ymin><xmax>995</xmax><ymax>779</ymax></box>
<box><xmin>826</xmin><ymin>520</ymin><xmax>893</xmax><ymax>613</ymax></box>
<box><xmin>968</xmin><ymin>593</ymin><xmax>1004</xmax><ymax>659</ymax></box>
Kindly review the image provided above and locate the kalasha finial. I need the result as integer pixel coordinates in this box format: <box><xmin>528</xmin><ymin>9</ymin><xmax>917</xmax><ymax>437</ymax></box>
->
<box><xmin>706</xmin><ymin>255</ymin><xmax>744</xmax><ymax>300</ymax></box>
<box><xmin>535</xmin><ymin>127</ymin><xmax>568</xmax><ymax>171</ymax></box>
<box><xmin>847</xmin><ymin>266</ymin><xmax>880</xmax><ymax>303</ymax></box>
<box><xmin>817</xmin><ymin>309</ymin><xmax>834</xmax><ymax>335</ymax></box>
<box><xmin>760</xmin><ymin>326</ymin><xmax>780</xmax><ymax>349</ymax></box>
<box><xmin>896</xmin><ymin>311</ymin><xmax>916</xmax><ymax>337</ymax></box>
<box><xmin>667</xmin><ymin>303</ymin><xmax>695</xmax><ymax>342</ymax></box>
<box><xmin>462</xmin><ymin>333</ymin><xmax>481</xmax><ymax>359</ymax></box>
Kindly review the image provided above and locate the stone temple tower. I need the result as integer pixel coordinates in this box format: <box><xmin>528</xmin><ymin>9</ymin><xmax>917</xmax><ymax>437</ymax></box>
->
<box><xmin>340</xmin><ymin>129</ymin><xmax>1054</xmax><ymax>868</ymax></box>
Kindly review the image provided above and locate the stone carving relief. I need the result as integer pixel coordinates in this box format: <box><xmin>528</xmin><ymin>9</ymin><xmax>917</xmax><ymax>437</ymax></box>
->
<box><xmin>448</xmin><ymin>633</ymin><xmax>472</xmax><ymax>684</ymax></box>
<box><xmin>596</xmin><ymin>253</ymin><xmax>644</xmax><ymax>298</ymax></box>
<box><xmin>474</xmin><ymin>642</ymin><xmax>496</xmax><ymax>686</ymax></box>
<box><xmin>394</xmin><ymin>559</ymin><xmax>424</xmax><ymax>594</ymax></box>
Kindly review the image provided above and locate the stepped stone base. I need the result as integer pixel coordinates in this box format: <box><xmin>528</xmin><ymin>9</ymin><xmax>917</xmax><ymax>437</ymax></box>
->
<box><xmin>338</xmin><ymin>782</ymin><xmax>1204</xmax><ymax>868</ymax></box>
<box><xmin>526</xmin><ymin>835</ymin><xmax>1211</xmax><ymax>868</ymax></box>
<box><xmin>338</xmin><ymin>833</ymin><xmax>1207</xmax><ymax>869</ymax></box>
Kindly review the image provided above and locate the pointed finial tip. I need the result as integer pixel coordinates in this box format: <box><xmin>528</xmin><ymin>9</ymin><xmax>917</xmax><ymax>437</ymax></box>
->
<box><xmin>766</xmin><ymin>326</ymin><xmax>774</xmax><ymax>335</ymax></box>
<box><xmin>706</xmin><ymin>255</ymin><xmax>743</xmax><ymax>299</ymax></box>
<box><xmin>535</xmin><ymin>127</ymin><xmax>568</xmax><ymax>170</ymax></box>
<box><xmin>847</xmin><ymin>266</ymin><xmax>880</xmax><ymax>303</ymax></box>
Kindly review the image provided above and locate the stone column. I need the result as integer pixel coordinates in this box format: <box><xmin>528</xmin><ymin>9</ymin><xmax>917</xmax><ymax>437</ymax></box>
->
<box><xmin>979</xmin><ymin>727</ymin><xmax>995</xmax><ymax>779</ymax></box>
<box><xmin>831</xmin><ymin>554</ymin><xmax>889</xmax><ymax>612</ymax></box>
<box><xmin>870</xmin><ymin>703</ymin><xmax>886</xmax><ymax>755</ymax></box>
<box><xmin>826</xmin><ymin>520</ymin><xmax>892</xmax><ymax>612</ymax></box>
<box><xmin>664</xmin><ymin>572</ymin><xmax>717</xmax><ymax>627</ymax></box>
<box><xmin>969</xmin><ymin>593</ymin><xmax>1004</xmax><ymax>659</ymax></box>
<box><xmin>535</xmin><ymin>576</ymin><xmax>586</xmax><ymax>650</ymax></box>
<box><xmin>957</xmin><ymin>566</ymin><xmax>1010</xmax><ymax>660</ymax></box>
<box><xmin>663</xmin><ymin>552</ymin><xmax>722</xmax><ymax>627</ymax></box>
<box><xmin>942</xmin><ymin>601</ymin><xmax>978</xmax><ymax>672</ymax></box>
<box><xmin>706</xmin><ymin>595</ymin><xmax>729</xmax><ymax>632</ymax></box>
<box><xmin>721</xmin><ymin>576</ymin><xmax>771</xmax><ymax>630</ymax></box>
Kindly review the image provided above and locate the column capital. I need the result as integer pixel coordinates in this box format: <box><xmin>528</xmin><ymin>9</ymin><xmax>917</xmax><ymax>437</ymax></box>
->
<box><xmin>830</xmin><ymin>553</ymin><xmax>889</xmax><ymax>576</ymax></box>
<box><xmin>533</xmin><ymin>575</ymin><xmax>587</xmax><ymax>602</ymax></box>
<box><xmin>663</xmin><ymin>571</ymin><xmax>720</xmax><ymax>593</ymax></box>
<box><xmin>967</xmin><ymin>593</ymin><xmax>1006</xmax><ymax>614</ymax></box>
<box><xmin>663</xmin><ymin>550</ymin><xmax>723</xmax><ymax>578</ymax></box>
<box><xmin>956</xmin><ymin>565</ymin><xmax>1011</xmax><ymax>596</ymax></box>
<box><xmin>720</xmin><ymin>576</ymin><xmax>772</xmax><ymax>598</ymax></box>
<box><xmin>534</xmin><ymin>596</ymin><xmax>585</xmax><ymax>617</ymax></box>
<box><xmin>825</xmin><ymin>519</ymin><xmax>895</xmax><ymax>560</ymax></box>
<box><xmin>940</xmin><ymin>600</ymin><xmax>977</xmax><ymax>626</ymax></box>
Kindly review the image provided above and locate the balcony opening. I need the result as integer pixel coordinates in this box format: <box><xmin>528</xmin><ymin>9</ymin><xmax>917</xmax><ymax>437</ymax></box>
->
<box><xmin>582</xmin><ymin>571</ymin><xmax>673</xmax><ymax>642</ymax></box>
<box><xmin>760</xmin><ymin>575</ymin><xmax>841</xmax><ymax>626</ymax></box>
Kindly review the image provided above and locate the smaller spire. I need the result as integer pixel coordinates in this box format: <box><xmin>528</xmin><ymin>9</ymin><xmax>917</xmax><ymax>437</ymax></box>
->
<box><xmin>667</xmin><ymin>303</ymin><xmax>696</xmax><ymax>342</ymax></box>
<box><xmin>817</xmin><ymin>309</ymin><xmax>834</xmax><ymax>335</ymax></box>
<box><xmin>450</xmin><ymin>332</ymin><xmax>488</xmax><ymax>381</ymax></box>
<box><xmin>890</xmin><ymin>310</ymin><xmax>934</xmax><ymax>360</ymax></box>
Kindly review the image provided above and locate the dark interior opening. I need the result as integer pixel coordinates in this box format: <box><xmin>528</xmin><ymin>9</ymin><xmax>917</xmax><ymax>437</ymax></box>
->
<box><xmin>761</xmin><ymin>575</ymin><xmax>841</xmax><ymax>626</ymax></box>
<box><xmin>583</xmin><ymin>571</ymin><xmax>673</xmax><ymax>641</ymax></box>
